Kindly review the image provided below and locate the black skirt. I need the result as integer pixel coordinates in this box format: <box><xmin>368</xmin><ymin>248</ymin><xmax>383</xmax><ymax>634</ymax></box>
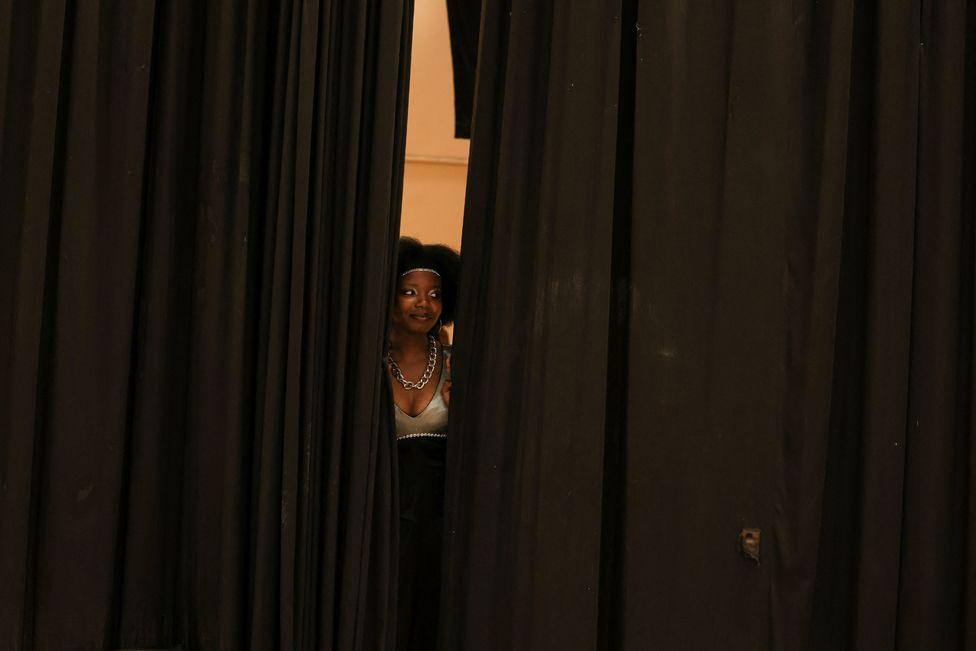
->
<box><xmin>397</xmin><ymin>436</ymin><xmax>447</xmax><ymax>650</ymax></box>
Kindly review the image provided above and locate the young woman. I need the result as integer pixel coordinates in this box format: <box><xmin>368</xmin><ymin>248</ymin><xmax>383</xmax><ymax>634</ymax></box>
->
<box><xmin>386</xmin><ymin>237</ymin><xmax>459</xmax><ymax>649</ymax></box>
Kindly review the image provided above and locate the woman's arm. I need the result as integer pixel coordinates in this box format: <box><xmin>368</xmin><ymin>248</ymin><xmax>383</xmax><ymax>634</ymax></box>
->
<box><xmin>440</xmin><ymin>351</ymin><xmax>451</xmax><ymax>407</ymax></box>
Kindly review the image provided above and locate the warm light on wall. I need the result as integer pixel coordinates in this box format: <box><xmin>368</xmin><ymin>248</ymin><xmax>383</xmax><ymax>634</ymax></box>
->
<box><xmin>400</xmin><ymin>0</ymin><xmax>469</xmax><ymax>253</ymax></box>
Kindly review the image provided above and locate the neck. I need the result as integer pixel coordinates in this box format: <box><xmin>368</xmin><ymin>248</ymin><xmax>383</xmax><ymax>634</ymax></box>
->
<box><xmin>388</xmin><ymin>328</ymin><xmax>430</xmax><ymax>358</ymax></box>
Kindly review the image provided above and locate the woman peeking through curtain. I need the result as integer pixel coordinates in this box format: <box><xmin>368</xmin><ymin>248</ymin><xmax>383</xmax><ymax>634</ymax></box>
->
<box><xmin>386</xmin><ymin>237</ymin><xmax>460</xmax><ymax>649</ymax></box>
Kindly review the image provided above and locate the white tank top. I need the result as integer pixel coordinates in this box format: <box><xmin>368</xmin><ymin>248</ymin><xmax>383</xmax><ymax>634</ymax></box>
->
<box><xmin>394</xmin><ymin>349</ymin><xmax>450</xmax><ymax>440</ymax></box>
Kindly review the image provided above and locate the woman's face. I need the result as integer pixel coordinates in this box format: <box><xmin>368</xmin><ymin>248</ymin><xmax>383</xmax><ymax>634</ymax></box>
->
<box><xmin>391</xmin><ymin>270</ymin><xmax>443</xmax><ymax>336</ymax></box>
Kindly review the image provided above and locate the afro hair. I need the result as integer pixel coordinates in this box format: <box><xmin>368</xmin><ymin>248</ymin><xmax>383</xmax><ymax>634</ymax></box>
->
<box><xmin>396</xmin><ymin>237</ymin><xmax>461</xmax><ymax>325</ymax></box>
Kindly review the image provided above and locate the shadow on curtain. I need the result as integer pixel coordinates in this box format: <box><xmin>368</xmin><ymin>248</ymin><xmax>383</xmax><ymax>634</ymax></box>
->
<box><xmin>0</xmin><ymin>0</ymin><xmax>412</xmax><ymax>648</ymax></box>
<box><xmin>444</xmin><ymin>0</ymin><xmax>975</xmax><ymax>649</ymax></box>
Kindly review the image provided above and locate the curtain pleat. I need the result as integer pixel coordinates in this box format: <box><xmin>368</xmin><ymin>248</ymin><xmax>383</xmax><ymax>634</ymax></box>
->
<box><xmin>446</xmin><ymin>1</ymin><xmax>976</xmax><ymax>649</ymax></box>
<box><xmin>442</xmin><ymin>1</ymin><xmax>622</xmax><ymax>648</ymax></box>
<box><xmin>445</xmin><ymin>0</ymin><xmax>480</xmax><ymax>139</ymax></box>
<box><xmin>0</xmin><ymin>0</ymin><xmax>411</xmax><ymax>648</ymax></box>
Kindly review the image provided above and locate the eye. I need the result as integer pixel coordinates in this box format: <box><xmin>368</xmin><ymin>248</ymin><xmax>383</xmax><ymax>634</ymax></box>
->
<box><xmin>429</xmin><ymin>290</ymin><xmax>440</xmax><ymax>298</ymax></box>
<box><xmin>402</xmin><ymin>288</ymin><xmax>416</xmax><ymax>296</ymax></box>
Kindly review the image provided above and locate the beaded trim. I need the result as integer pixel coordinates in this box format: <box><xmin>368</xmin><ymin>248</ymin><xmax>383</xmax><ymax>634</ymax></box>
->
<box><xmin>396</xmin><ymin>432</ymin><xmax>447</xmax><ymax>441</ymax></box>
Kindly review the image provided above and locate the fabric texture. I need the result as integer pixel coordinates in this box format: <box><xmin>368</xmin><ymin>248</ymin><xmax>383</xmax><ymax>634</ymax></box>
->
<box><xmin>445</xmin><ymin>0</ymin><xmax>481</xmax><ymax>138</ymax></box>
<box><xmin>0</xmin><ymin>0</ymin><xmax>413</xmax><ymax>649</ymax></box>
<box><xmin>444</xmin><ymin>1</ymin><xmax>976</xmax><ymax>649</ymax></box>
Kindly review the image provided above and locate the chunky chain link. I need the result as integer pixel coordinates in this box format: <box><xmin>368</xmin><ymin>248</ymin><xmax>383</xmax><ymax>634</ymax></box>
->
<box><xmin>387</xmin><ymin>335</ymin><xmax>439</xmax><ymax>390</ymax></box>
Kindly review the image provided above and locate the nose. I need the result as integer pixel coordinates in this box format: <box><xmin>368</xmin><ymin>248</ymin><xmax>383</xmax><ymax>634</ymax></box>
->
<box><xmin>415</xmin><ymin>294</ymin><xmax>428</xmax><ymax>307</ymax></box>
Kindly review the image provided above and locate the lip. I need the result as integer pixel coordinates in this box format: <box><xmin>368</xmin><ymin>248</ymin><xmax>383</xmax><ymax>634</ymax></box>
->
<box><xmin>409</xmin><ymin>314</ymin><xmax>431</xmax><ymax>320</ymax></box>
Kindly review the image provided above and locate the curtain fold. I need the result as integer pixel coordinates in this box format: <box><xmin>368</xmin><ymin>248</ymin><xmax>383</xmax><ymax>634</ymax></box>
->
<box><xmin>442</xmin><ymin>1</ymin><xmax>622</xmax><ymax>648</ymax></box>
<box><xmin>445</xmin><ymin>0</ymin><xmax>975</xmax><ymax>649</ymax></box>
<box><xmin>0</xmin><ymin>0</ymin><xmax>411</xmax><ymax>648</ymax></box>
<box><xmin>445</xmin><ymin>0</ymin><xmax>481</xmax><ymax>139</ymax></box>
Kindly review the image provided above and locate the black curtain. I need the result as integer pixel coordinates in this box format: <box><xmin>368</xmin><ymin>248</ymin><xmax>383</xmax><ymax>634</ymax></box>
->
<box><xmin>445</xmin><ymin>1</ymin><xmax>975</xmax><ymax>649</ymax></box>
<box><xmin>0</xmin><ymin>0</ymin><xmax>411</xmax><ymax>649</ymax></box>
<box><xmin>445</xmin><ymin>0</ymin><xmax>481</xmax><ymax>139</ymax></box>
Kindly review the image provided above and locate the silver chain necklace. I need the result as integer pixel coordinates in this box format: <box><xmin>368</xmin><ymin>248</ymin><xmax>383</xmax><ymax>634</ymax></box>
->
<box><xmin>387</xmin><ymin>335</ymin><xmax>439</xmax><ymax>390</ymax></box>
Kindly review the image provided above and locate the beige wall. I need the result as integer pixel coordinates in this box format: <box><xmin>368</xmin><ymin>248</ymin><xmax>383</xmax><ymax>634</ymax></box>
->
<box><xmin>400</xmin><ymin>0</ymin><xmax>469</xmax><ymax>252</ymax></box>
